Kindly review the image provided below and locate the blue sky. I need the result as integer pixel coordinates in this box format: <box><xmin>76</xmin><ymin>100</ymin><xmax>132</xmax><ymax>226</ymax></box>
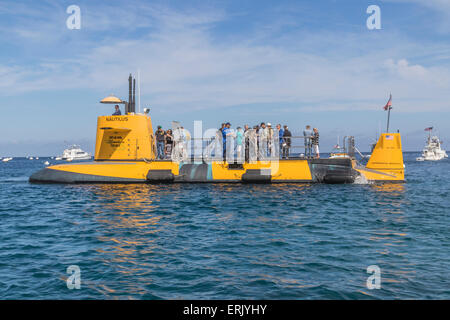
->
<box><xmin>1</xmin><ymin>0</ymin><xmax>449</xmax><ymax>156</ymax></box>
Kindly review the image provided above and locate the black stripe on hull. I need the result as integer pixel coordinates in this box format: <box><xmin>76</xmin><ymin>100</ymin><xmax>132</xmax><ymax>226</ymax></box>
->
<box><xmin>177</xmin><ymin>163</ymin><xmax>210</xmax><ymax>182</ymax></box>
<box><xmin>307</xmin><ymin>158</ymin><xmax>358</xmax><ymax>184</ymax></box>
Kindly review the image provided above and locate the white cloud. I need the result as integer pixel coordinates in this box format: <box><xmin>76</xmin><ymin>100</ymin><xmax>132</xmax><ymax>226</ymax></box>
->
<box><xmin>0</xmin><ymin>2</ymin><xmax>449</xmax><ymax>114</ymax></box>
<box><xmin>384</xmin><ymin>59</ymin><xmax>427</xmax><ymax>77</ymax></box>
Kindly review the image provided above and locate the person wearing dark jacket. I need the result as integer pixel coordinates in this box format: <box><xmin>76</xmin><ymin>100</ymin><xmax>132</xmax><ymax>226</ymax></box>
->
<box><xmin>155</xmin><ymin>126</ymin><xmax>166</xmax><ymax>159</ymax></box>
<box><xmin>282</xmin><ymin>125</ymin><xmax>292</xmax><ymax>159</ymax></box>
<box><xmin>112</xmin><ymin>105</ymin><xmax>121</xmax><ymax>115</ymax></box>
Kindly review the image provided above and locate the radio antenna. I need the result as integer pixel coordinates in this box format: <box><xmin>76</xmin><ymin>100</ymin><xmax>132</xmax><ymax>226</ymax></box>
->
<box><xmin>138</xmin><ymin>69</ymin><xmax>141</xmax><ymax>113</ymax></box>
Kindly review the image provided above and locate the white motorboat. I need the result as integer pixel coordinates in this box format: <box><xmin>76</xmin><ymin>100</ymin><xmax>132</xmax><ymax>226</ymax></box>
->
<box><xmin>2</xmin><ymin>157</ymin><xmax>13</xmax><ymax>162</ymax></box>
<box><xmin>416</xmin><ymin>128</ymin><xmax>448</xmax><ymax>161</ymax></box>
<box><xmin>329</xmin><ymin>136</ymin><xmax>368</xmax><ymax>160</ymax></box>
<box><xmin>329</xmin><ymin>144</ymin><xmax>350</xmax><ymax>159</ymax></box>
<box><xmin>60</xmin><ymin>145</ymin><xmax>91</xmax><ymax>161</ymax></box>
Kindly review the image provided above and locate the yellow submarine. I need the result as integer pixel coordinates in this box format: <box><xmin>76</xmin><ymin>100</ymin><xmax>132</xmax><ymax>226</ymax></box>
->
<box><xmin>30</xmin><ymin>75</ymin><xmax>405</xmax><ymax>184</ymax></box>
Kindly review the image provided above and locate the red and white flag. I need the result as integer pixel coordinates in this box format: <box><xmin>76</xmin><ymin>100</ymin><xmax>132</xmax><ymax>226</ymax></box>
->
<box><xmin>424</xmin><ymin>127</ymin><xmax>433</xmax><ymax>131</ymax></box>
<box><xmin>383</xmin><ymin>94</ymin><xmax>392</xmax><ymax>111</ymax></box>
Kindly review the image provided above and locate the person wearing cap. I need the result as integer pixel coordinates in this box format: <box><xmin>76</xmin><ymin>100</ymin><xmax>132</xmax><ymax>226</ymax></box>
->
<box><xmin>282</xmin><ymin>125</ymin><xmax>292</xmax><ymax>159</ymax></box>
<box><xmin>112</xmin><ymin>105</ymin><xmax>121</xmax><ymax>115</ymax></box>
<box><xmin>155</xmin><ymin>125</ymin><xmax>166</xmax><ymax>159</ymax></box>
<box><xmin>222</xmin><ymin>122</ymin><xmax>232</xmax><ymax>160</ymax></box>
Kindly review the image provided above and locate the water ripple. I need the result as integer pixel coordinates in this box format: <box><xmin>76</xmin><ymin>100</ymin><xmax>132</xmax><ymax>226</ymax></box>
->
<box><xmin>0</xmin><ymin>154</ymin><xmax>449</xmax><ymax>299</ymax></box>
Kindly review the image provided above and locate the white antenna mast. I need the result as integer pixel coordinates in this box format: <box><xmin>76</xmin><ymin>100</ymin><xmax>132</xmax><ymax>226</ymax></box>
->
<box><xmin>137</xmin><ymin>68</ymin><xmax>141</xmax><ymax>113</ymax></box>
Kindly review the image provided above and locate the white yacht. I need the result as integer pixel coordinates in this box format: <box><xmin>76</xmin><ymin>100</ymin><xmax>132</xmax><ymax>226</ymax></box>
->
<box><xmin>416</xmin><ymin>129</ymin><xmax>448</xmax><ymax>161</ymax></box>
<box><xmin>329</xmin><ymin>144</ymin><xmax>350</xmax><ymax>159</ymax></box>
<box><xmin>61</xmin><ymin>145</ymin><xmax>91</xmax><ymax>161</ymax></box>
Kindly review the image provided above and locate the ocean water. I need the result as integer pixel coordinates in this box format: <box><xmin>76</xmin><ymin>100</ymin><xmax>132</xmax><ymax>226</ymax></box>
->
<box><xmin>0</xmin><ymin>153</ymin><xmax>449</xmax><ymax>299</ymax></box>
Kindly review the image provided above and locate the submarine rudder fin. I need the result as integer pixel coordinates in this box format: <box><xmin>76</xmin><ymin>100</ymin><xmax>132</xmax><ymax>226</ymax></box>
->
<box><xmin>355</xmin><ymin>133</ymin><xmax>405</xmax><ymax>182</ymax></box>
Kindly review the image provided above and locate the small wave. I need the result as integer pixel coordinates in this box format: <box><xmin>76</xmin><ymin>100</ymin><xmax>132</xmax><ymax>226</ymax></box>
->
<box><xmin>0</xmin><ymin>176</ymin><xmax>29</xmax><ymax>183</ymax></box>
<box><xmin>353</xmin><ymin>174</ymin><xmax>373</xmax><ymax>185</ymax></box>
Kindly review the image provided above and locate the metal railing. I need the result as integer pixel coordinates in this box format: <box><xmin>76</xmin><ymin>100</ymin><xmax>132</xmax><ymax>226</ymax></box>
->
<box><xmin>153</xmin><ymin>131</ymin><xmax>367</xmax><ymax>163</ymax></box>
<box><xmin>156</xmin><ymin>134</ymin><xmax>320</xmax><ymax>163</ymax></box>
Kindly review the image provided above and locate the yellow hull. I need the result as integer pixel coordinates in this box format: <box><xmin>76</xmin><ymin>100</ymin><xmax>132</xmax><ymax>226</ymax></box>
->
<box><xmin>30</xmin><ymin>158</ymin><xmax>356</xmax><ymax>183</ymax></box>
<box><xmin>30</xmin><ymin>157</ymin><xmax>403</xmax><ymax>184</ymax></box>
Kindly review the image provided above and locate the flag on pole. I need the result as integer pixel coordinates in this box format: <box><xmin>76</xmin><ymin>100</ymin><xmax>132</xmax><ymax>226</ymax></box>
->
<box><xmin>424</xmin><ymin>127</ymin><xmax>433</xmax><ymax>131</ymax></box>
<box><xmin>383</xmin><ymin>94</ymin><xmax>392</xmax><ymax>111</ymax></box>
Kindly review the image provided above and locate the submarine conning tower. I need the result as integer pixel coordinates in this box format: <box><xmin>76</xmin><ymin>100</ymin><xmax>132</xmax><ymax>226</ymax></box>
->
<box><xmin>353</xmin><ymin>133</ymin><xmax>405</xmax><ymax>182</ymax></box>
<box><xmin>95</xmin><ymin>115</ymin><xmax>155</xmax><ymax>161</ymax></box>
<box><xmin>95</xmin><ymin>74</ymin><xmax>156</xmax><ymax>161</ymax></box>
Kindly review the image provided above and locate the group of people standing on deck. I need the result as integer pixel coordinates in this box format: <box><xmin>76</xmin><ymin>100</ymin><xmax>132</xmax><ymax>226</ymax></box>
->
<box><xmin>153</xmin><ymin>122</ymin><xmax>320</xmax><ymax>161</ymax></box>
<box><xmin>219</xmin><ymin>122</ymin><xmax>320</xmax><ymax>161</ymax></box>
<box><xmin>154</xmin><ymin>125</ymin><xmax>192</xmax><ymax>160</ymax></box>
<box><xmin>112</xmin><ymin>104</ymin><xmax>320</xmax><ymax>160</ymax></box>
<box><xmin>154</xmin><ymin>126</ymin><xmax>175</xmax><ymax>159</ymax></box>
<box><xmin>219</xmin><ymin>122</ymin><xmax>294</xmax><ymax>161</ymax></box>
<box><xmin>219</xmin><ymin>122</ymin><xmax>292</xmax><ymax>161</ymax></box>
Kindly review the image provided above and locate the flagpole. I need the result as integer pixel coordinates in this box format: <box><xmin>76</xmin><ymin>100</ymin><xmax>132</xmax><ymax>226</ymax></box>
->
<box><xmin>386</xmin><ymin>107</ymin><xmax>391</xmax><ymax>133</ymax></box>
<box><xmin>384</xmin><ymin>93</ymin><xmax>392</xmax><ymax>133</ymax></box>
